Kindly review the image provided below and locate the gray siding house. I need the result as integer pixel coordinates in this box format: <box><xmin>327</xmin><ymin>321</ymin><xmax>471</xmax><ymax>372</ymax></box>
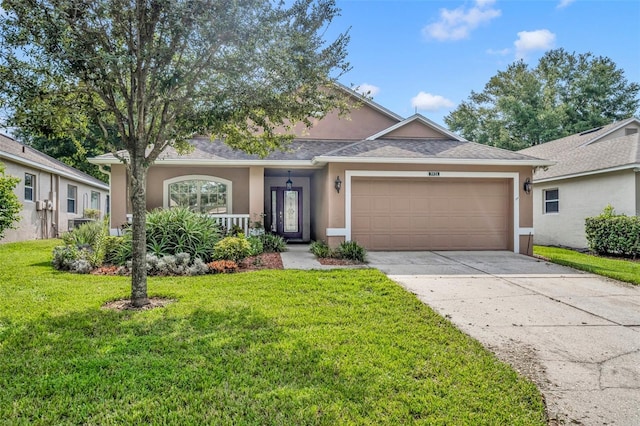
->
<box><xmin>0</xmin><ymin>134</ymin><xmax>109</xmax><ymax>243</ymax></box>
<box><xmin>519</xmin><ymin>118</ymin><xmax>640</xmax><ymax>248</ymax></box>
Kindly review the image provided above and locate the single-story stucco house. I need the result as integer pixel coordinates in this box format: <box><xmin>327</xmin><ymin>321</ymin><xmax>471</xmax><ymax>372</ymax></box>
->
<box><xmin>519</xmin><ymin>117</ymin><xmax>640</xmax><ymax>249</ymax></box>
<box><xmin>90</xmin><ymin>86</ymin><xmax>551</xmax><ymax>254</ymax></box>
<box><xmin>0</xmin><ymin>133</ymin><xmax>110</xmax><ymax>243</ymax></box>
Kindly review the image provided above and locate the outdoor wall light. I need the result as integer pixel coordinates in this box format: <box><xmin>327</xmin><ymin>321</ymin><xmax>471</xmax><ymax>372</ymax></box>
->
<box><xmin>523</xmin><ymin>178</ymin><xmax>532</xmax><ymax>194</ymax></box>
<box><xmin>286</xmin><ymin>170</ymin><xmax>293</xmax><ymax>190</ymax></box>
<box><xmin>335</xmin><ymin>176</ymin><xmax>342</xmax><ymax>193</ymax></box>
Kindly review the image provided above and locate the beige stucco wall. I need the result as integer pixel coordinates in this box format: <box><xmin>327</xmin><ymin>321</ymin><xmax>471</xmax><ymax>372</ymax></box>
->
<box><xmin>321</xmin><ymin>163</ymin><xmax>533</xmax><ymax>254</ymax></box>
<box><xmin>289</xmin><ymin>103</ymin><xmax>398</xmax><ymax>140</ymax></box>
<box><xmin>310</xmin><ymin>167</ymin><xmax>329</xmax><ymax>242</ymax></box>
<box><xmin>109</xmin><ymin>164</ymin><xmax>252</xmax><ymax>231</ymax></box>
<box><xmin>384</xmin><ymin>121</ymin><xmax>449</xmax><ymax>139</ymax></box>
<box><xmin>533</xmin><ymin>170</ymin><xmax>637</xmax><ymax>249</ymax></box>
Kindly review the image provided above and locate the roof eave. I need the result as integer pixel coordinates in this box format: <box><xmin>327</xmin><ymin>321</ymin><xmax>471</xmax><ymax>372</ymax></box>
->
<box><xmin>1</xmin><ymin>151</ymin><xmax>109</xmax><ymax>190</ymax></box>
<box><xmin>534</xmin><ymin>163</ymin><xmax>640</xmax><ymax>183</ymax></box>
<box><xmin>89</xmin><ymin>156</ymin><xmax>319</xmax><ymax>168</ymax></box>
<box><xmin>313</xmin><ymin>156</ymin><xmax>554</xmax><ymax>167</ymax></box>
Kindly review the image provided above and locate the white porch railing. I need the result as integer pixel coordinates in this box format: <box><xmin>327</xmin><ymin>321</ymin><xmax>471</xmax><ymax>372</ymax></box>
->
<box><xmin>209</xmin><ymin>214</ymin><xmax>251</xmax><ymax>235</ymax></box>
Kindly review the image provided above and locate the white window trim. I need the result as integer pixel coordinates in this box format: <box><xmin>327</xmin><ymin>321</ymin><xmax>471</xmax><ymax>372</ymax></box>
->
<box><xmin>24</xmin><ymin>173</ymin><xmax>35</xmax><ymax>202</ymax></box>
<box><xmin>543</xmin><ymin>188</ymin><xmax>559</xmax><ymax>215</ymax></box>
<box><xmin>330</xmin><ymin>170</ymin><xmax>523</xmax><ymax>254</ymax></box>
<box><xmin>163</xmin><ymin>175</ymin><xmax>233</xmax><ymax>213</ymax></box>
<box><xmin>67</xmin><ymin>184</ymin><xmax>77</xmax><ymax>213</ymax></box>
<box><xmin>90</xmin><ymin>191</ymin><xmax>101</xmax><ymax>210</ymax></box>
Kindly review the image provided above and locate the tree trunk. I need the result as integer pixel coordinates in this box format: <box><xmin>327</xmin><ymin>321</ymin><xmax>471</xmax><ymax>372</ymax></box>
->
<box><xmin>129</xmin><ymin>157</ymin><xmax>149</xmax><ymax>307</ymax></box>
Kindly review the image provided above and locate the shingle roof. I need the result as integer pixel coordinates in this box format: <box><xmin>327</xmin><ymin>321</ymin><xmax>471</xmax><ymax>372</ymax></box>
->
<box><xmin>92</xmin><ymin>136</ymin><xmax>548</xmax><ymax>165</ymax></box>
<box><xmin>320</xmin><ymin>138</ymin><xmax>541</xmax><ymax>161</ymax></box>
<box><xmin>519</xmin><ymin>118</ymin><xmax>640</xmax><ymax>181</ymax></box>
<box><xmin>0</xmin><ymin>133</ymin><xmax>108</xmax><ymax>188</ymax></box>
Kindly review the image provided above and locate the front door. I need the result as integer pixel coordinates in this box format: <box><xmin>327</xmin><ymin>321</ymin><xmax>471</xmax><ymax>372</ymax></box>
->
<box><xmin>270</xmin><ymin>186</ymin><xmax>303</xmax><ymax>240</ymax></box>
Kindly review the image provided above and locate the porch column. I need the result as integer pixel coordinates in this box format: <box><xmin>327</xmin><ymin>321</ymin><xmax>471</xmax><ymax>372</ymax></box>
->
<box><xmin>249</xmin><ymin>166</ymin><xmax>264</xmax><ymax>225</ymax></box>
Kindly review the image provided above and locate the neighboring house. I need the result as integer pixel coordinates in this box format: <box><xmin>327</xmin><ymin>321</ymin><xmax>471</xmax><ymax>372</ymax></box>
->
<box><xmin>90</xmin><ymin>86</ymin><xmax>550</xmax><ymax>254</ymax></box>
<box><xmin>519</xmin><ymin>117</ymin><xmax>640</xmax><ymax>249</ymax></box>
<box><xmin>0</xmin><ymin>134</ymin><xmax>110</xmax><ymax>243</ymax></box>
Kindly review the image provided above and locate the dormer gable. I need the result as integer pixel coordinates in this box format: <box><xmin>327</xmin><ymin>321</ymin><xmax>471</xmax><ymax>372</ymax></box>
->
<box><xmin>366</xmin><ymin>114</ymin><xmax>465</xmax><ymax>141</ymax></box>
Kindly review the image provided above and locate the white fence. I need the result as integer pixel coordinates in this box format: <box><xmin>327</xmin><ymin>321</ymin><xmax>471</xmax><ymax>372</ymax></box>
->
<box><xmin>209</xmin><ymin>214</ymin><xmax>251</xmax><ymax>235</ymax></box>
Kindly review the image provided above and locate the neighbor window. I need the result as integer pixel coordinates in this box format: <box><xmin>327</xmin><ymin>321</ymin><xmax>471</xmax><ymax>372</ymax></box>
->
<box><xmin>544</xmin><ymin>189</ymin><xmax>559</xmax><ymax>214</ymax></box>
<box><xmin>24</xmin><ymin>173</ymin><xmax>35</xmax><ymax>201</ymax></box>
<box><xmin>165</xmin><ymin>176</ymin><xmax>231</xmax><ymax>214</ymax></box>
<box><xmin>67</xmin><ymin>185</ymin><xmax>77</xmax><ymax>213</ymax></box>
<box><xmin>91</xmin><ymin>191</ymin><xmax>100</xmax><ymax>210</ymax></box>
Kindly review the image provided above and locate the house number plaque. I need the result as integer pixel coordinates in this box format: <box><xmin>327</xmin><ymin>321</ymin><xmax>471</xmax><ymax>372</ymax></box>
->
<box><xmin>428</xmin><ymin>171</ymin><xmax>440</xmax><ymax>177</ymax></box>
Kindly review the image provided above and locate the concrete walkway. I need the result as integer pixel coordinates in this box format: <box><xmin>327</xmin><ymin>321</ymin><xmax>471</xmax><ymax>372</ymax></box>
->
<box><xmin>279</xmin><ymin>244</ymin><xmax>360</xmax><ymax>270</ymax></box>
<box><xmin>367</xmin><ymin>251</ymin><xmax>640</xmax><ymax>426</ymax></box>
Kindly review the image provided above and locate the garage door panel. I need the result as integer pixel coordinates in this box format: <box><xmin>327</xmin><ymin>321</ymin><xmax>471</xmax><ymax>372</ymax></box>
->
<box><xmin>351</xmin><ymin>178</ymin><xmax>510</xmax><ymax>251</ymax></box>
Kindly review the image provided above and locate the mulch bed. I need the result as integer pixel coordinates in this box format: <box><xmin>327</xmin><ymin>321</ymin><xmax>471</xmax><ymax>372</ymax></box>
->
<box><xmin>102</xmin><ymin>297</ymin><xmax>176</xmax><ymax>311</ymax></box>
<box><xmin>238</xmin><ymin>252</ymin><xmax>284</xmax><ymax>271</ymax></box>
<box><xmin>317</xmin><ymin>257</ymin><xmax>365</xmax><ymax>266</ymax></box>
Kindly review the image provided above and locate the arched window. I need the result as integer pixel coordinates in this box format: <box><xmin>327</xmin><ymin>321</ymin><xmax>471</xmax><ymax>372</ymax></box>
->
<box><xmin>163</xmin><ymin>175</ymin><xmax>232</xmax><ymax>214</ymax></box>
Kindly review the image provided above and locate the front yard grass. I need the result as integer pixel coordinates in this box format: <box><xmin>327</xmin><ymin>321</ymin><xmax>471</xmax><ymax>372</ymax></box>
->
<box><xmin>534</xmin><ymin>245</ymin><xmax>640</xmax><ymax>285</ymax></box>
<box><xmin>1</xmin><ymin>240</ymin><xmax>545</xmax><ymax>425</ymax></box>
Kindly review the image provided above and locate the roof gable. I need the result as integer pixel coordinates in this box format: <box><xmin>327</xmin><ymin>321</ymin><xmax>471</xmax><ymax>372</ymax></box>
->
<box><xmin>287</xmin><ymin>84</ymin><xmax>402</xmax><ymax>141</ymax></box>
<box><xmin>366</xmin><ymin>114</ymin><xmax>466</xmax><ymax>141</ymax></box>
<box><xmin>518</xmin><ymin>117</ymin><xmax>640</xmax><ymax>181</ymax></box>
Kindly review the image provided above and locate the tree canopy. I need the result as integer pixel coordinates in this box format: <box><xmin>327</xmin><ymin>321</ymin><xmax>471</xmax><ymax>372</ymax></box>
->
<box><xmin>445</xmin><ymin>49</ymin><xmax>640</xmax><ymax>150</ymax></box>
<box><xmin>0</xmin><ymin>0</ymin><xmax>351</xmax><ymax>306</ymax></box>
<box><xmin>0</xmin><ymin>162</ymin><xmax>21</xmax><ymax>240</ymax></box>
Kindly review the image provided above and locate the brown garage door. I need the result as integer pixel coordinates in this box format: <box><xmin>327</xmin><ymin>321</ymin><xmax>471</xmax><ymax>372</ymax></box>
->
<box><xmin>351</xmin><ymin>177</ymin><xmax>511</xmax><ymax>250</ymax></box>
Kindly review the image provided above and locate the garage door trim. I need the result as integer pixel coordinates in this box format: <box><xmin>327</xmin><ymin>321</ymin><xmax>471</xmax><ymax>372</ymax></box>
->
<box><xmin>343</xmin><ymin>170</ymin><xmax>521</xmax><ymax>253</ymax></box>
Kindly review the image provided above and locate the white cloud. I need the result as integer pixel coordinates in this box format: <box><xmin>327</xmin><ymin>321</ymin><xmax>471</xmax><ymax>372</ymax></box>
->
<box><xmin>411</xmin><ymin>92</ymin><xmax>454</xmax><ymax>112</ymax></box>
<box><xmin>557</xmin><ymin>0</ymin><xmax>575</xmax><ymax>9</ymax></box>
<box><xmin>514</xmin><ymin>29</ymin><xmax>556</xmax><ymax>60</ymax></box>
<box><xmin>354</xmin><ymin>83</ymin><xmax>380</xmax><ymax>97</ymax></box>
<box><xmin>422</xmin><ymin>0</ymin><xmax>501</xmax><ymax>41</ymax></box>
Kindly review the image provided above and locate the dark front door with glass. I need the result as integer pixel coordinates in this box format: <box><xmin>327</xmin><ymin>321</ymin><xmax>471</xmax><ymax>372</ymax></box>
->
<box><xmin>270</xmin><ymin>186</ymin><xmax>302</xmax><ymax>240</ymax></box>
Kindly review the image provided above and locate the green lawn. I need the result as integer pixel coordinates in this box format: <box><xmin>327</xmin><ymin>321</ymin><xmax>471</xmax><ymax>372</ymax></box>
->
<box><xmin>534</xmin><ymin>245</ymin><xmax>640</xmax><ymax>285</ymax></box>
<box><xmin>0</xmin><ymin>240</ymin><xmax>545</xmax><ymax>425</ymax></box>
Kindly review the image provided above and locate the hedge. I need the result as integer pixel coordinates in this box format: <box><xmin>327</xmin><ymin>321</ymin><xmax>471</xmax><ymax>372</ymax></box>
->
<box><xmin>585</xmin><ymin>206</ymin><xmax>640</xmax><ymax>258</ymax></box>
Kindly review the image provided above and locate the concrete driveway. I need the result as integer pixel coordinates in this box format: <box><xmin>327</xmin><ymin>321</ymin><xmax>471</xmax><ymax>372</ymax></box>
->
<box><xmin>368</xmin><ymin>251</ymin><xmax>640</xmax><ymax>426</ymax></box>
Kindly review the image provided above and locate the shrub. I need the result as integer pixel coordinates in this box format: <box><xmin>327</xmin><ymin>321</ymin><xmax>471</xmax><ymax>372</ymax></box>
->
<box><xmin>228</xmin><ymin>224</ymin><xmax>245</xmax><ymax>237</ymax></box>
<box><xmin>83</xmin><ymin>208</ymin><xmax>101</xmax><ymax>219</ymax></box>
<box><xmin>62</xmin><ymin>220</ymin><xmax>103</xmax><ymax>247</ymax></box>
<box><xmin>335</xmin><ymin>241</ymin><xmax>367</xmax><ymax>263</ymax></box>
<box><xmin>103</xmin><ymin>236</ymin><xmax>125</xmax><ymax>265</ymax></box>
<box><xmin>247</xmin><ymin>236</ymin><xmax>264</xmax><ymax>256</ymax></box>
<box><xmin>52</xmin><ymin>220</ymin><xmax>110</xmax><ymax>272</ymax></box>
<box><xmin>207</xmin><ymin>260</ymin><xmax>239</xmax><ymax>274</ymax></box>
<box><xmin>121</xmin><ymin>252</ymin><xmax>208</xmax><ymax>276</ymax></box>
<box><xmin>260</xmin><ymin>233</ymin><xmax>287</xmax><ymax>253</ymax></box>
<box><xmin>119</xmin><ymin>208</ymin><xmax>222</xmax><ymax>263</ymax></box>
<box><xmin>52</xmin><ymin>245</ymin><xmax>79</xmax><ymax>271</ymax></box>
<box><xmin>585</xmin><ymin>205</ymin><xmax>640</xmax><ymax>257</ymax></box>
<box><xmin>310</xmin><ymin>240</ymin><xmax>333</xmax><ymax>258</ymax></box>
<box><xmin>213</xmin><ymin>236</ymin><xmax>252</xmax><ymax>262</ymax></box>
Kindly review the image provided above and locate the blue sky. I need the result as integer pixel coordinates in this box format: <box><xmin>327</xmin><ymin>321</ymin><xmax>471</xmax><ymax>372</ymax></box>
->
<box><xmin>326</xmin><ymin>0</ymin><xmax>640</xmax><ymax>126</ymax></box>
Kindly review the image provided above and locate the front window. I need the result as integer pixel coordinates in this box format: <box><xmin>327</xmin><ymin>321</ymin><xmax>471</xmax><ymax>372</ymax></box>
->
<box><xmin>24</xmin><ymin>173</ymin><xmax>35</xmax><ymax>201</ymax></box>
<box><xmin>166</xmin><ymin>177</ymin><xmax>231</xmax><ymax>214</ymax></box>
<box><xmin>544</xmin><ymin>189</ymin><xmax>559</xmax><ymax>214</ymax></box>
<box><xmin>67</xmin><ymin>185</ymin><xmax>77</xmax><ymax>213</ymax></box>
<box><xmin>91</xmin><ymin>191</ymin><xmax>100</xmax><ymax>210</ymax></box>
